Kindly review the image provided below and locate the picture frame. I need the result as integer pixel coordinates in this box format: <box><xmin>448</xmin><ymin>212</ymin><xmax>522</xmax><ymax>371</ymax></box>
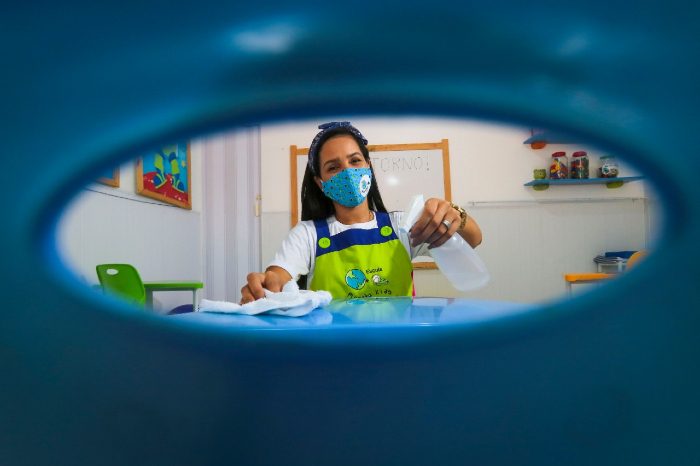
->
<box><xmin>97</xmin><ymin>168</ymin><xmax>120</xmax><ymax>187</ymax></box>
<box><xmin>136</xmin><ymin>141</ymin><xmax>192</xmax><ymax>209</ymax></box>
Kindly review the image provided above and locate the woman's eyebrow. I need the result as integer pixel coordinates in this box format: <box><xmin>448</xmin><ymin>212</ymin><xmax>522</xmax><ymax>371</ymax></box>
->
<box><xmin>323</xmin><ymin>152</ymin><xmax>361</xmax><ymax>169</ymax></box>
<box><xmin>322</xmin><ymin>157</ymin><xmax>340</xmax><ymax>169</ymax></box>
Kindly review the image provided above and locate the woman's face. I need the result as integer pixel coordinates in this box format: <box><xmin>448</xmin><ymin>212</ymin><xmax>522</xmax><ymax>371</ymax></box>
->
<box><xmin>315</xmin><ymin>135</ymin><xmax>370</xmax><ymax>184</ymax></box>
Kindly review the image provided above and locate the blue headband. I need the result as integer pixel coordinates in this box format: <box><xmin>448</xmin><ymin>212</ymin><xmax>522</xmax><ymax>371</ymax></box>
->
<box><xmin>308</xmin><ymin>121</ymin><xmax>369</xmax><ymax>175</ymax></box>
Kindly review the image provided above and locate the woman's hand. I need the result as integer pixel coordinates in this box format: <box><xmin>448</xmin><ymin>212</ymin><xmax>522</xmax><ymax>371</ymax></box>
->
<box><xmin>240</xmin><ymin>266</ymin><xmax>292</xmax><ymax>304</ymax></box>
<box><xmin>409</xmin><ymin>198</ymin><xmax>463</xmax><ymax>249</ymax></box>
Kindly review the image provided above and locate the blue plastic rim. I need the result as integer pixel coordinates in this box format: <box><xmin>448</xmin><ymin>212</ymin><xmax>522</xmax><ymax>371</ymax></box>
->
<box><xmin>3</xmin><ymin>2</ymin><xmax>699</xmax><ymax>464</ymax></box>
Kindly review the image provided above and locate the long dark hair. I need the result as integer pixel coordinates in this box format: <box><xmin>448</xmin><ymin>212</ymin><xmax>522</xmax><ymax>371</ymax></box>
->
<box><xmin>300</xmin><ymin>127</ymin><xmax>387</xmax><ymax>221</ymax></box>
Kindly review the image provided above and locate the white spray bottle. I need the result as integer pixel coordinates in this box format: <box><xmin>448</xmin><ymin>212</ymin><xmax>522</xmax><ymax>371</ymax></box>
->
<box><xmin>399</xmin><ymin>194</ymin><xmax>490</xmax><ymax>292</ymax></box>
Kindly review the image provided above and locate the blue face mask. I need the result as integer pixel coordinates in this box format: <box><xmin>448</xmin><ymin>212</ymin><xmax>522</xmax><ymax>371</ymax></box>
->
<box><xmin>321</xmin><ymin>167</ymin><xmax>372</xmax><ymax>207</ymax></box>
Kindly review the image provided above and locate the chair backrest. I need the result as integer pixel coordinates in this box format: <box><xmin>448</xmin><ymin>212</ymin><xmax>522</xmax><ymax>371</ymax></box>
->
<box><xmin>627</xmin><ymin>250</ymin><xmax>650</xmax><ymax>269</ymax></box>
<box><xmin>95</xmin><ymin>264</ymin><xmax>146</xmax><ymax>307</ymax></box>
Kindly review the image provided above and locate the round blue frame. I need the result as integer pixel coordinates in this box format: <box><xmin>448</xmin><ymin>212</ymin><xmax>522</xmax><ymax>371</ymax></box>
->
<box><xmin>2</xmin><ymin>2</ymin><xmax>698</xmax><ymax>464</ymax></box>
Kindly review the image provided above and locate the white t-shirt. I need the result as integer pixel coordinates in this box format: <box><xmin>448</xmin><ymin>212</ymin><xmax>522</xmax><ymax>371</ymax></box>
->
<box><xmin>269</xmin><ymin>211</ymin><xmax>431</xmax><ymax>285</ymax></box>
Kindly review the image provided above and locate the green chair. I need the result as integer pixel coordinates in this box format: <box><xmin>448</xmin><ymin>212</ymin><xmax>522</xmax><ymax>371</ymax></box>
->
<box><xmin>95</xmin><ymin>264</ymin><xmax>146</xmax><ymax>308</ymax></box>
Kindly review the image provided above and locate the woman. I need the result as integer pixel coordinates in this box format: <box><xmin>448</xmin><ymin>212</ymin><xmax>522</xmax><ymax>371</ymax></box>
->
<box><xmin>241</xmin><ymin>121</ymin><xmax>482</xmax><ymax>302</ymax></box>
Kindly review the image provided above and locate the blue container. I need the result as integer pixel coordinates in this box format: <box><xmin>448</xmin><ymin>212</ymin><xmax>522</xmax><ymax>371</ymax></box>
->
<box><xmin>1</xmin><ymin>1</ymin><xmax>699</xmax><ymax>465</ymax></box>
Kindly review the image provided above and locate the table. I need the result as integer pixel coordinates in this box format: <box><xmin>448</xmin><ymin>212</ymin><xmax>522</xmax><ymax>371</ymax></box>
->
<box><xmin>562</xmin><ymin>273</ymin><xmax>616</xmax><ymax>298</ymax></box>
<box><xmin>143</xmin><ymin>280</ymin><xmax>203</xmax><ymax>311</ymax></box>
<box><xmin>169</xmin><ymin>297</ymin><xmax>535</xmax><ymax>327</ymax></box>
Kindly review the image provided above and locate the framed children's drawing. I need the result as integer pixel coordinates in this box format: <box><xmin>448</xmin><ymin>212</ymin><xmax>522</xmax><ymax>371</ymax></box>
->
<box><xmin>97</xmin><ymin>168</ymin><xmax>120</xmax><ymax>187</ymax></box>
<box><xmin>136</xmin><ymin>141</ymin><xmax>192</xmax><ymax>209</ymax></box>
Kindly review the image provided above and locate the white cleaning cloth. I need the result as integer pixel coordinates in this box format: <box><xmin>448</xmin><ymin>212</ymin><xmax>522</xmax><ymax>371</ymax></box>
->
<box><xmin>198</xmin><ymin>281</ymin><xmax>332</xmax><ymax>317</ymax></box>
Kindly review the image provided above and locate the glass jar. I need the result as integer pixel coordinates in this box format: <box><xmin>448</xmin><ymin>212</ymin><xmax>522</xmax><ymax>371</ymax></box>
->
<box><xmin>571</xmin><ymin>151</ymin><xmax>590</xmax><ymax>179</ymax></box>
<box><xmin>549</xmin><ymin>151</ymin><xmax>568</xmax><ymax>179</ymax></box>
<box><xmin>599</xmin><ymin>155</ymin><xmax>619</xmax><ymax>178</ymax></box>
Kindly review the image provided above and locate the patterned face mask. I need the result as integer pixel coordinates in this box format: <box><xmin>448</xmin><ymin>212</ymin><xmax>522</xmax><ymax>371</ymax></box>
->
<box><xmin>321</xmin><ymin>167</ymin><xmax>372</xmax><ymax>207</ymax></box>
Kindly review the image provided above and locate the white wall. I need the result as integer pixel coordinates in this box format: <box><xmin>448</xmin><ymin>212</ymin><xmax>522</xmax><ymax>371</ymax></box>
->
<box><xmin>56</xmin><ymin>140</ymin><xmax>205</xmax><ymax>313</ymax></box>
<box><xmin>260</xmin><ymin>116</ymin><xmax>657</xmax><ymax>303</ymax></box>
<box><xmin>201</xmin><ymin>128</ymin><xmax>261</xmax><ymax>305</ymax></box>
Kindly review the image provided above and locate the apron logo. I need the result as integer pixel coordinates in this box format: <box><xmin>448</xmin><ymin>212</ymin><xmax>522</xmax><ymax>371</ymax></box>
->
<box><xmin>345</xmin><ymin>268</ymin><xmax>389</xmax><ymax>290</ymax></box>
<box><xmin>366</xmin><ymin>268</ymin><xmax>388</xmax><ymax>286</ymax></box>
<box><xmin>345</xmin><ymin>269</ymin><xmax>368</xmax><ymax>290</ymax></box>
<box><xmin>371</xmin><ymin>274</ymin><xmax>389</xmax><ymax>286</ymax></box>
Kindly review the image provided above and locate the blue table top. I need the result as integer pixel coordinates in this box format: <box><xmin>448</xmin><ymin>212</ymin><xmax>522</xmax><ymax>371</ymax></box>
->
<box><xmin>171</xmin><ymin>297</ymin><xmax>535</xmax><ymax>328</ymax></box>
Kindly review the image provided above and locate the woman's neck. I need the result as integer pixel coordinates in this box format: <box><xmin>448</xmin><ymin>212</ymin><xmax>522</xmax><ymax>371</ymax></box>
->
<box><xmin>333</xmin><ymin>202</ymin><xmax>374</xmax><ymax>225</ymax></box>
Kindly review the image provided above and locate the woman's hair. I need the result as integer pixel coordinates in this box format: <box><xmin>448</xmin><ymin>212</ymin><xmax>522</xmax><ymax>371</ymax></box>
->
<box><xmin>300</xmin><ymin>127</ymin><xmax>387</xmax><ymax>221</ymax></box>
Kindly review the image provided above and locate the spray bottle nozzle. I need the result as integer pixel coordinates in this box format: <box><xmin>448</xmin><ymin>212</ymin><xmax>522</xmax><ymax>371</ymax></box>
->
<box><xmin>398</xmin><ymin>194</ymin><xmax>425</xmax><ymax>234</ymax></box>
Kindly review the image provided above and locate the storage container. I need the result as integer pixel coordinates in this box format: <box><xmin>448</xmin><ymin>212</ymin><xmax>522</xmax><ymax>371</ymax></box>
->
<box><xmin>549</xmin><ymin>151</ymin><xmax>568</xmax><ymax>179</ymax></box>
<box><xmin>571</xmin><ymin>151</ymin><xmax>590</xmax><ymax>179</ymax></box>
<box><xmin>599</xmin><ymin>155</ymin><xmax>619</xmax><ymax>178</ymax></box>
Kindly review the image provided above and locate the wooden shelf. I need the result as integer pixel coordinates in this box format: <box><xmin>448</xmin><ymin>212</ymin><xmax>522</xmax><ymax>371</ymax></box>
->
<box><xmin>524</xmin><ymin>176</ymin><xmax>645</xmax><ymax>188</ymax></box>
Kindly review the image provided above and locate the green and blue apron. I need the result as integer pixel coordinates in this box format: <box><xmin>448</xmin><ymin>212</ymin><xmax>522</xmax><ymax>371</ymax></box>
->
<box><xmin>309</xmin><ymin>212</ymin><xmax>414</xmax><ymax>298</ymax></box>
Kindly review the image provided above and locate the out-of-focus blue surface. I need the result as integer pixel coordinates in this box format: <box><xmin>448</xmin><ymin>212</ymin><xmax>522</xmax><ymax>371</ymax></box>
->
<box><xmin>175</xmin><ymin>297</ymin><xmax>535</xmax><ymax>327</ymax></box>
<box><xmin>1</xmin><ymin>1</ymin><xmax>699</xmax><ymax>465</ymax></box>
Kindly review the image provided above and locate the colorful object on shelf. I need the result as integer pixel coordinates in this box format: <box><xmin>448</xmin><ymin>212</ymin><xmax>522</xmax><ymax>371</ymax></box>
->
<box><xmin>549</xmin><ymin>151</ymin><xmax>568</xmax><ymax>179</ymax></box>
<box><xmin>533</xmin><ymin>168</ymin><xmax>549</xmax><ymax>190</ymax></box>
<box><xmin>599</xmin><ymin>155</ymin><xmax>619</xmax><ymax>178</ymax></box>
<box><xmin>571</xmin><ymin>151</ymin><xmax>589</xmax><ymax>179</ymax></box>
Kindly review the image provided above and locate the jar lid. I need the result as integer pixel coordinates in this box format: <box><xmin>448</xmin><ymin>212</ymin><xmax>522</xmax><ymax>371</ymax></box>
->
<box><xmin>573</xmin><ymin>151</ymin><xmax>587</xmax><ymax>156</ymax></box>
<box><xmin>552</xmin><ymin>151</ymin><xmax>566</xmax><ymax>157</ymax></box>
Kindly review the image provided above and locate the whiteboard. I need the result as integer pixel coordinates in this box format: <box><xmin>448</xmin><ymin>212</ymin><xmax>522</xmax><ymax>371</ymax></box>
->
<box><xmin>368</xmin><ymin>149</ymin><xmax>446</xmax><ymax>211</ymax></box>
<box><xmin>290</xmin><ymin>140</ymin><xmax>452</xmax><ymax>269</ymax></box>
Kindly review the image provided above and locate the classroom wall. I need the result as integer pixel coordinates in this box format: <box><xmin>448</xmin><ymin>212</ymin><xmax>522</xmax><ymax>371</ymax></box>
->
<box><xmin>260</xmin><ymin>116</ymin><xmax>656</xmax><ymax>303</ymax></box>
<box><xmin>201</xmin><ymin>127</ymin><xmax>262</xmax><ymax>304</ymax></box>
<box><xmin>56</xmin><ymin>141</ymin><xmax>205</xmax><ymax>313</ymax></box>
<box><xmin>54</xmin><ymin>116</ymin><xmax>661</xmax><ymax>308</ymax></box>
